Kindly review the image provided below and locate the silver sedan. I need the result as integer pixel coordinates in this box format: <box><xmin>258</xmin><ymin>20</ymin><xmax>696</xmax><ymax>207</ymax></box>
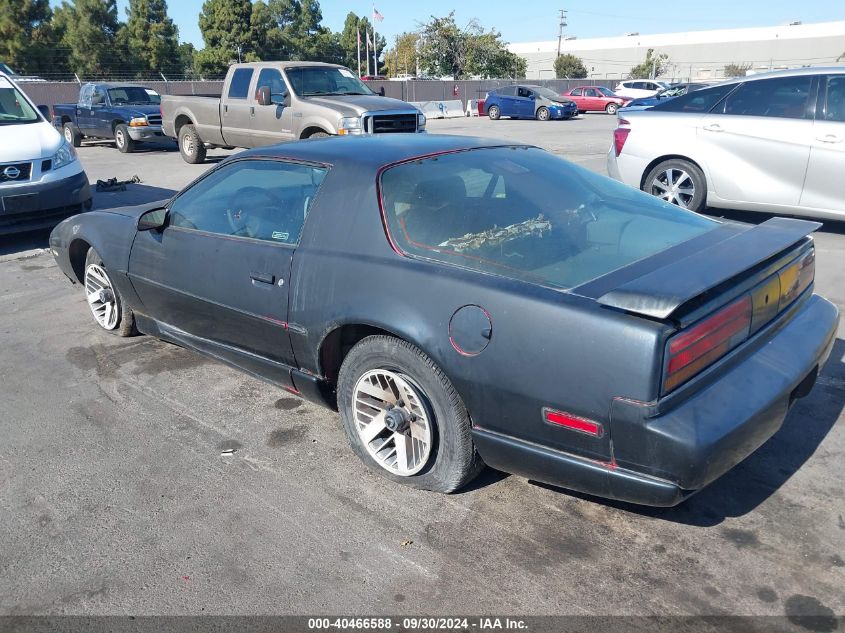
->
<box><xmin>607</xmin><ymin>67</ymin><xmax>845</xmax><ymax>221</ymax></box>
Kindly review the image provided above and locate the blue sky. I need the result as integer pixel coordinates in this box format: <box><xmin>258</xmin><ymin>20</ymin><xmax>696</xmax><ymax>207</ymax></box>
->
<box><xmin>51</xmin><ymin>1</ymin><xmax>845</xmax><ymax>49</ymax></box>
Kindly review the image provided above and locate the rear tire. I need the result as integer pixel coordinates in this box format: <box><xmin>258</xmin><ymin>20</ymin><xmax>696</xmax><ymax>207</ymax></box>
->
<box><xmin>178</xmin><ymin>124</ymin><xmax>207</xmax><ymax>164</ymax></box>
<box><xmin>643</xmin><ymin>158</ymin><xmax>707</xmax><ymax>212</ymax></box>
<box><xmin>536</xmin><ymin>106</ymin><xmax>551</xmax><ymax>121</ymax></box>
<box><xmin>64</xmin><ymin>123</ymin><xmax>82</xmax><ymax>147</ymax></box>
<box><xmin>114</xmin><ymin>124</ymin><xmax>134</xmax><ymax>153</ymax></box>
<box><xmin>84</xmin><ymin>248</ymin><xmax>137</xmax><ymax>337</ymax></box>
<box><xmin>337</xmin><ymin>336</ymin><xmax>484</xmax><ymax>493</ymax></box>
<box><xmin>605</xmin><ymin>102</ymin><xmax>619</xmax><ymax>115</ymax></box>
<box><xmin>487</xmin><ymin>105</ymin><xmax>500</xmax><ymax>120</ymax></box>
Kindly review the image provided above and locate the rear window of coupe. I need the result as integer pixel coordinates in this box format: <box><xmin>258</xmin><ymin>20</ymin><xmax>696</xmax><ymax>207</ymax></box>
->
<box><xmin>379</xmin><ymin>147</ymin><xmax>717</xmax><ymax>289</ymax></box>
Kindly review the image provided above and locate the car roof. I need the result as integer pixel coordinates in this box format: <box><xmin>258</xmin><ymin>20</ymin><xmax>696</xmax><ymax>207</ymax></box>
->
<box><xmin>238</xmin><ymin>135</ymin><xmax>530</xmax><ymax>169</ymax></box>
<box><xmin>85</xmin><ymin>82</ymin><xmax>154</xmax><ymax>89</ymax></box>
<box><xmin>704</xmin><ymin>66</ymin><xmax>845</xmax><ymax>88</ymax></box>
<box><xmin>227</xmin><ymin>61</ymin><xmax>346</xmax><ymax>70</ymax></box>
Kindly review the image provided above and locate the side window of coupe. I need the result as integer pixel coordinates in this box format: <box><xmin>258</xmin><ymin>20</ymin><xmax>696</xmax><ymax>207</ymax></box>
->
<box><xmin>823</xmin><ymin>76</ymin><xmax>845</xmax><ymax>122</ymax></box>
<box><xmin>722</xmin><ymin>76</ymin><xmax>812</xmax><ymax>119</ymax></box>
<box><xmin>168</xmin><ymin>159</ymin><xmax>328</xmax><ymax>244</ymax></box>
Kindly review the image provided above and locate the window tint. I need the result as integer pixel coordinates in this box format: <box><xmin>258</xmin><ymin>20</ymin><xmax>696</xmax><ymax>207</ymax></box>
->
<box><xmin>823</xmin><ymin>76</ymin><xmax>845</xmax><ymax>122</ymax></box>
<box><xmin>585</xmin><ymin>89</ymin><xmax>599</xmax><ymax>97</ymax></box>
<box><xmin>631</xmin><ymin>82</ymin><xmax>645</xmax><ymax>90</ymax></box>
<box><xmin>285</xmin><ymin>66</ymin><xmax>373</xmax><ymax>96</ymax></box>
<box><xmin>380</xmin><ymin>148</ymin><xmax>716</xmax><ymax>289</ymax></box>
<box><xmin>92</xmin><ymin>88</ymin><xmax>106</xmax><ymax>105</ymax></box>
<box><xmin>108</xmin><ymin>87</ymin><xmax>160</xmax><ymax>105</ymax></box>
<box><xmin>498</xmin><ymin>86</ymin><xmax>516</xmax><ymax>96</ymax></box>
<box><xmin>722</xmin><ymin>76</ymin><xmax>812</xmax><ymax>119</ymax></box>
<box><xmin>517</xmin><ymin>87</ymin><xmax>533</xmax><ymax>98</ymax></box>
<box><xmin>228</xmin><ymin>68</ymin><xmax>254</xmax><ymax>99</ymax></box>
<box><xmin>256</xmin><ymin>68</ymin><xmax>288</xmax><ymax>104</ymax></box>
<box><xmin>570</xmin><ymin>88</ymin><xmax>583</xmax><ymax>96</ymax></box>
<box><xmin>0</xmin><ymin>77</ymin><xmax>39</xmax><ymax>123</ymax></box>
<box><xmin>168</xmin><ymin>159</ymin><xmax>328</xmax><ymax>245</ymax></box>
<box><xmin>653</xmin><ymin>83</ymin><xmax>736</xmax><ymax>113</ymax></box>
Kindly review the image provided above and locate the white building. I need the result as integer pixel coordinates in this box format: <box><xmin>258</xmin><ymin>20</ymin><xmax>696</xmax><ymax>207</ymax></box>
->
<box><xmin>509</xmin><ymin>21</ymin><xmax>845</xmax><ymax>81</ymax></box>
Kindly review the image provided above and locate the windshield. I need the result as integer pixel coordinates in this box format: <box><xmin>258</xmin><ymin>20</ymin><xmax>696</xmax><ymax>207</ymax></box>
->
<box><xmin>535</xmin><ymin>87</ymin><xmax>566</xmax><ymax>101</ymax></box>
<box><xmin>595</xmin><ymin>86</ymin><xmax>615</xmax><ymax>97</ymax></box>
<box><xmin>285</xmin><ymin>66</ymin><xmax>374</xmax><ymax>97</ymax></box>
<box><xmin>380</xmin><ymin>147</ymin><xmax>717</xmax><ymax>289</ymax></box>
<box><xmin>0</xmin><ymin>76</ymin><xmax>39</xmax><ymax>124</ymax></box>
<box><xmin>108</xmin><ymin>86</ymin><xmax>160</xmax><ymax>105</ymax></box>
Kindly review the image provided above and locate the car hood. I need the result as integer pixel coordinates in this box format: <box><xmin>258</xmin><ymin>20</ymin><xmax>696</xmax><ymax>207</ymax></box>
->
<box><xmin>103</xmin><ymin>199</ymin><xmax>170</xmax><ymax>220</ymax></box>
<box><xmin>119</xmin><ymin>104</ymin><xmax>162</xmax><ymax>118</ymax></box>
<box><xmin>302</xmin><ymin>94</ymin><xmax>419</xmax><ymax>116</ymax></box>
<box><xmin>0</xmin><ymin>121</ymin><xmax>62</xmax><ymax>161</ymax></box>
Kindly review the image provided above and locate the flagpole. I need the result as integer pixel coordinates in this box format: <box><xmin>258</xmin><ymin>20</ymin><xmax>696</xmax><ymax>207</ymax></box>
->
<box><xmin>366</xmin><ymin>32</ymin><xmax>370</xmax><ymax>76</ymax></box>
<box><xmin>372</xmin><ymin>5</ymin><xmax>378</xmax><ymax>77</ymax></box>
<box><xmin>357</xmin><ymin>23</ymin><xmax>361</xmax><ymax>77</ymax></box>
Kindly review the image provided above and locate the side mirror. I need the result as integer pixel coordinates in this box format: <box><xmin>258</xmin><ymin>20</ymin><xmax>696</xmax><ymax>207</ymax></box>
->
<box><xmin>256</xmin><ymin>86</ymin><xmax>272</xmax><ymax>107</ymax></box>
<box><xmin>378</xmin><ymin>87</ymin><xmax>385</xmax><ymax>97</ymax></box>
<box><xmin>37</xmin><ymin>105</ymin><xmax>51</xmax><ymax>119</ymax></box>
<box><xmin>137</xmin><ymin>207</ymin><xmax>168</xmax><ymax>231</ymax></box>
<box><xmin>283</xmin><ymin>92</ymin><xmax>291</xmax><ymax>107</ymax></box>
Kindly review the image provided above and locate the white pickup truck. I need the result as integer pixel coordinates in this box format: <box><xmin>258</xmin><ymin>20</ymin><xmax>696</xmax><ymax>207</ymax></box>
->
<box><xmin>161</xmin><ymin>61</ymin><xmax>426</xmax><ymax>164</ymax></box>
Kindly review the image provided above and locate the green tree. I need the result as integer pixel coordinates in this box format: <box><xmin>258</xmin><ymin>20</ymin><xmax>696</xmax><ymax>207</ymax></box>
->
<box><xmin>465</xmin><ymin>30</ymin><xmax>524</xmax><ymax>79</ymax></box>
<box><xmin>628</xmin><ymin>48</ymin><xmax>670</xmax><ymax>79</ymax></box>
<box><xmin>384</xmin><ymin>32</ymin><xmax>419</xmax><ymax>78</ymax></box>
<box><xmin>58</xmin><ymin>0</ymin><xmax>123</xmax><ymax>78</ymax></box>
<box><xmin>724</xmin><ymin>62</ymin><xmax>752</xmax><ymax>78</ymax></box>
<box><xmin>0</xmin><ymin>0</ymin><xmax>51</xmax><ymax>72</ymax></box>
<box><xmin>195</xmin><ymin>0</ymin><xmax>258</xmax><ymax>76</ymax></box>
<box><xmin>339</xmin><ymin>12</ymin><xmax>382</xmax><ymax>73</ymax></box>
<box><xmin>554</xmin><ymin>54</ymin><xmax>587</xmax><ymax>79</ymax></box>
<box><xmin>124</xmin><ymin>0</ymin><xmax>180</xmax><ymax>77</ymax></box>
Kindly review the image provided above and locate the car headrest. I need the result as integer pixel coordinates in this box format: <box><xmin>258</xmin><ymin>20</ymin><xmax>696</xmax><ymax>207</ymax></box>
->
<box><xmin>412</xmin><ymin>176</ymin><xmax>467</xmax><ymax>208</ymax></box>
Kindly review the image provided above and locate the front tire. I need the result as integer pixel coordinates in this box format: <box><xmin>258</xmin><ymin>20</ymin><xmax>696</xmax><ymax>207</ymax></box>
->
<box><xmin>64</xmin><ymin>123</ymin><xmax>82</xmax><ymax>147</ymax></box>
<box><xmin>605</xmin><ymin>102</ymin><xmax>619</xmax><ymax>115</ymax></box>
<box><xmin>536</xmin><ymin>106</ymin><xmax>551</xmax><ymax>121</ymax></box>
<box><xmin>114</xmin><ymin>124</ymin><xmax>135</xmax><ymax>153</ymax></box>
<box><xmin>643</xmin><ymin>159</ymin><xmax>707</xmax><ymax>212</ymax></box>
<box><xmin>84</xmin><ymin>248</ymin><xmax>137</xmax><ymax>337</ymax></box>
<box><xmin>178</xmin><ymin>124</ymin><xmax>207</xmax><ymax>164</ymax></box>
<box><xmin>337</xmin><ymin>336</ymin><xmax>483</xmax><ymax>493</ymax></box>
<box><xmin>487</xmin><ymin>105</ymin><xmax>500</xmax><ymax>120</ymax></box>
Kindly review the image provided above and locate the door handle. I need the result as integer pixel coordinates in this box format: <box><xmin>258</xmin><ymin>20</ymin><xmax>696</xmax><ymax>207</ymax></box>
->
<box><xmin>250</xmin><ymin>106</ymin><xmax>255</xmax><ymax>117</ymax></box>
<box><xmin>703</xmin><ymin>123</ymin><xmax>723</xmax><ymax>132</ymax></box>
<box><xmin>817</xmin><ymin>134</ymin><xmax>843</xmax><ymax>144</ymax></box>
<box><xmin>250</xmin><ymin>271</ymin><xmax>275</xmax><ymax>285</ymax></box>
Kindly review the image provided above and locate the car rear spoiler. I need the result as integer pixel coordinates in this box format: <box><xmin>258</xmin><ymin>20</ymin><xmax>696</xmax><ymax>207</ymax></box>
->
<box><xmin>597</xmin><ymin>217</ymin><xmax>821</xmax><ymax>320</ymax></box>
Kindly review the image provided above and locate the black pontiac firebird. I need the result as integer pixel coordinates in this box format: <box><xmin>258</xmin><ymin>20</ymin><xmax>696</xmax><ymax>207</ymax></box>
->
<box><xmin>50</xmin><ymin>135</ymin><xmax>838</xmax><ymax>506</ymax></box>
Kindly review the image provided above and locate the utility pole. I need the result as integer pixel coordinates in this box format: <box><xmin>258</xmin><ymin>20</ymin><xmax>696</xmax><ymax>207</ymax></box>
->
<box><xmin>556</xmin><ymin>9</ymin><xmax>567</xmax><ymax>57</ymax></box>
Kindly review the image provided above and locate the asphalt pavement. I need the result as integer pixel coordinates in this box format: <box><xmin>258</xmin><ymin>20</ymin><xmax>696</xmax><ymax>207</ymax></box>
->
<box><xmin>0</xmin><ymin>115</ymin><xmax>843</xmax><ymax>619</ymax></box>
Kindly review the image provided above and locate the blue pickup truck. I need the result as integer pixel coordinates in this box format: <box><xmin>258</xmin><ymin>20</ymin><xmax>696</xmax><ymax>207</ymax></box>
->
<box><xmin>52</xmin><ymin>83</ymin><xmax>168</xmax><ymax>153</ymax></box>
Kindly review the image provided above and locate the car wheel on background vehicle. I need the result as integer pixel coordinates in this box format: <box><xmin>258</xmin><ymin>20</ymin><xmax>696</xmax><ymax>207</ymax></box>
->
<box><xmin>308</xmin><ymin>131</ymin><xmax>331</xmax><ymax>138</ymax></box>
<box><xmin>643</xmin><ymin>158</ymin><xmax>707</xmax><ymax>212</ymax></box>
<box><xmin>605</xmin><ymin>103</ymin><xmax>619</xmax><ymax>115</ymax></box>
<box><xmin>536</xmin><ymin>106</ymin><xmax>551</xmax><ymax>121</ymax></box>
<box><xmin>487</xmin><ymin>105</ymin><xmax>500</xmax><ymax>120</ymax></box>
<box><xmin>114</xmin><ymin>124</ymin><xmax>135</xmax><ymax>154</ymax></box>
<box><xmin>84</xmin><ymin>248</ymin><xmax>137</xmax><ymax>337</ymax></box>
<box><xmin>178</xmin><ymin>124</ymin><xmax>206</xmax><ymax>164</ymax></box>
<box><xmin>63</xmin><ymin>122</ymin><xmax>82</xmax><ymax>148</ymax></box>
<box><xmin>337</xmin><ymin>335</ymin><xmax>484</xmax><ymax>493</ymax></box>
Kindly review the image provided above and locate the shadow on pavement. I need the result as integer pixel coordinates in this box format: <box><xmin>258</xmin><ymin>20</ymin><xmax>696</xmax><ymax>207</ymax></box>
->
<box><xmin>531</xmin><ymin>337</ymin><xmax>845</xmax><ymax>527</ymax></box>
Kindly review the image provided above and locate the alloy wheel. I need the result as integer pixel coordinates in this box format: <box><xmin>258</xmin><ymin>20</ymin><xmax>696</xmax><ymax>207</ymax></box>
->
<box><xmin>85</xmin><ymin>264</ymin><xmax>119</xmax><ymax>330</ymax></box>
<box><xmin>115</xmin><ymin>129</ymin><xmax>125</xmax><ymax>149</ymax></box>
<box><xmin>352</xmin><ymin>369</ymin><xmax>433</xmax><ymax>476</ymax></box>
<box><xmin>182</xmin><ymin>134</ymin><xmax>194</xmax><ymax>157</ymax></box>
<box><xmin>650</xmin><ymin>168</ymin><xmax>696</xmax><ymax>208</ymax></box>
<box><xmin>64</xmin><ymin>127</ymin><xmax>73</xmax><ymax>144</ymax></box>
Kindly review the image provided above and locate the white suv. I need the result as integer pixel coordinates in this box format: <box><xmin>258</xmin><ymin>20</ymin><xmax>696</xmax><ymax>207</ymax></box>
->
<box><xmin>614</xmin><ymin>80</ymin><xmax>669</xmax><ymax>99</ymax></box>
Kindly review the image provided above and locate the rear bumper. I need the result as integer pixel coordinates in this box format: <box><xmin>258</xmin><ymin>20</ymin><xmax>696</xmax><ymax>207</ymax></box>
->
<box><xmin>0</xmin><ymin>170</ymin><xmax>92</xmax><ymax>234</ymax></box>
<box><xmin>473</xmin><ymin>293</ymin><xmax>839</xmax><ymax>506</ymax></box>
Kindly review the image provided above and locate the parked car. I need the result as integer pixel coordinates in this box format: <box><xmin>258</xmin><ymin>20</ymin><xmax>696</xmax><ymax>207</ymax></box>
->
<box><xmin>49</xmin><ymin>134</ymin><xmax>837</xmax><ymax>506</ymax></box>
<box><xmin>485</xmin><ymin>85</ymin><xmax>578</xmax><ymax>121</ymax></box>
<box><xmin>53</xmin><ymin>83</ymin><xmax>166</xmax><ymax>153</ymax></box>
<box><xmin>620</xmin><ymin>82</ymin><xmax>713</xmax><ymax>112</ymax></box>
<box><xmin>608</xmin><ymin>68</ymin><xmax>845</xmax><ymax>219</ymax></box>
<box><xmin>0</xmin><ymin>71</ymin><xmax>91</xmax><ymax>234</ymax></box>
<box><xmin>563</xmin><ymin>86</ymin><xmax>629</xmax><ymax>114</ymax></box>
<box><xmin>613</xmin><ymin>80</ymin><xmax>670</xmax><ymax>99</ymax></box>
<box><xmin>161</xmin><ymin>61</ymin><xmax>424</xmax><ymax>164</ymax></box>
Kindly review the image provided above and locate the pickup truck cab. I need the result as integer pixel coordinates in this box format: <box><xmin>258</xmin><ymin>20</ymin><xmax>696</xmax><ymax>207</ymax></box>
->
<box><xmin>53</xmin><ymin>83</ymin><xmax>167</xmax><ymax>153</ymax></box>
<box><xmin>162</xmin><ymin>62</ymin><xmax>425</xmax><ymax>164</ymax></box>
<box><xmin>0</xmin><ymin>72</ymin><xmax>91</xmax><ymax>234</ymax></box>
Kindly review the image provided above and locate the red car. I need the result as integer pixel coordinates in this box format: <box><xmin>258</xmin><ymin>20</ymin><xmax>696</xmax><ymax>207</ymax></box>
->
<box><xmin>564</xmin><ymin>86</ymin><xmax>629</xmax><ymax>114</ymax></box>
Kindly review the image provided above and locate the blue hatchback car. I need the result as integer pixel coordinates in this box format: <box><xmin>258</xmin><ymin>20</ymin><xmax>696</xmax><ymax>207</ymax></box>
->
<box><xmin>485</xmin><ymin>85</ymin><xmax>578</xmax><ymax>121</ymax></box>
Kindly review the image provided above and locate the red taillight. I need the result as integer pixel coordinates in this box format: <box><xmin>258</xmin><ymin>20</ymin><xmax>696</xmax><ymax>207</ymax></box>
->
<box><xmin>663</xmin><ymin>295</ymin><xmax>752</xmax><ymax>393</ymax></box>
<box><xmin>543</xmin><ymin>409</ymin><xmax>603</xmax><ymax>437</ymax></box>
<box><xmin>613</xmin><ymin>121</ymin><xmax>630</xmax><ymax>156</ymax></box>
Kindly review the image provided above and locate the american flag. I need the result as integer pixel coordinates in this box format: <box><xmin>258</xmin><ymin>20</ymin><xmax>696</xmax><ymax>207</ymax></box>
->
<box><xmin>373</xmin><ymin>7</ymin><xmax>384</xmax><ymax>22</ymax></box>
